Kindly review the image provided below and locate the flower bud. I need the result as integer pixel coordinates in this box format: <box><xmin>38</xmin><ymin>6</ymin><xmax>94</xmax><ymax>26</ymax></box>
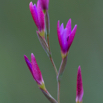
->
<box><xmin>76</xmin><ymin>66</ymin><xmax>84</xmax><ymax>103</ymax></box>
<box><xmin>29</xmin><ymin>1</ymin><xmax>45</xmax><ymax>37</ymax></box>
<box><xmin>24</xmin><ymin>53</ymin><xmax>46</xmax><ymax>90</ymax></box>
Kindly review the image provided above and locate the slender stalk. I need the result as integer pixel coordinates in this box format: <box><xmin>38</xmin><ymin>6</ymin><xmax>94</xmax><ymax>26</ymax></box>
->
<box><xmin>57</xmin><ymin>81</ymin><xmax>60</xmax><ymax>103</ymax></box>
<box><xmin>49</xmin><ymin>56</ymin><xmax>58</xmax><ymax>76</ymax></box>
<box><xmin>45</xmin><ymin>10</ymin><xmax>50</xmax><ymax>51</ymax></box>
<box><xmin>47</xmin><ymin>34</ymin><xmax>50</xmax><ymax>51</ymax></box>
<box><xmin>57</xmin><ymin>57</ymin><xmax>67</xmax><ymax>103</ymax></box>
<box><xmin>40</xmin><ymin>89</ymin><xmax>58</xmax><ymax>103</ymax></box>
<box><xmin>44</xmin><ymin>10</ymin><xmax>58</xmax><ymax>76</ymax></box>
<box><xmin>45</xmin><ymin>11</ymin><xmax>50</xmax><ymax>39</ymax></box>
<box><xmin>57</xmin><ymin>56</ymin><xmax>67</xmax><ymax>81</ymax></box>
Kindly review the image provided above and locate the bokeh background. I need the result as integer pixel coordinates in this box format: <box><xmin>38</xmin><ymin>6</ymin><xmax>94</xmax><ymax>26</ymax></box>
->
<box><xmin>0</xmin><ymin>0</ymin><xmax>103</xmax><ymax>103</ymax></box>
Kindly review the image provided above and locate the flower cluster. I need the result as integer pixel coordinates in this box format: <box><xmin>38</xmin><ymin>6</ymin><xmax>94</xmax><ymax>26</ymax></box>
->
<box><xmin>24</xmin><ymin>0</ymin><xmax>84</xmax><ymax>103</ymax></box>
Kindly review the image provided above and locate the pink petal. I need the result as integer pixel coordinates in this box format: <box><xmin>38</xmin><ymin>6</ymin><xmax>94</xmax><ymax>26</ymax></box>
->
<box><xmin>66</xmin><ymin>18</ymin><xmax>71</xmax><ymax>36</ymax></box>
<box><xmin>57</xmin><ymin>21</ymin><xmax>63</xmax><ymax>51</ymax></box>
<box><xmin>31</xmin><ymin>53</ymin><xmax>43</xmax><ymax>85</ymax></box>
<box><xmin>67</xmin><ymin>24</ymin><xmax>77</xmax><ymax>49</ymax></box>
<box><xmin>37</xmin><ymin>1</ymin><xmax>45</xmax><ymax>31</ymax></box>
<box><xmin>57</xmin><ymin>21</ymin><xmax>68</xmax><ymax>53</ymax></box>
<box><xmin>57</xmin><ymin>21</ymin><xmax>61</xmax><ymax>45</ymax></box>
<box><xmin>29</xmin><ymin>2</ymin><xmax>40</xmax><ymax>30</ymax></box>
<box><xmin>60</xmin><ymin>28</ymin><xmax>68</xmax><ymax>52</ymax></box>
<box><xmin>24</xmin><ymin>55</ymin><xmax>33</xmax><ymax>76</ymax></box>
<box><xmin>60</xmin><ymin>23</ymin><xmax>64</xmax><ymax>34</ymax></box>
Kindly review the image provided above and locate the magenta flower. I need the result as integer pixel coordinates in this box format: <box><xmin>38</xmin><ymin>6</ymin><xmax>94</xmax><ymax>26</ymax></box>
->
<box><xmin>57</xmin><ymin>19</ymin><xmax>77</xmax><ymax>58</ymax></box>
<box><xmin>24</xmin><ymin>53</ymin><xmax>44</xmax><ymax>86</ymax></box>
<box><xmin>39</xmin><ymin>0</ymin><xmax>49</xmax><ymax>11</ymax></box>
<box><xmin>76</xmin><ymin>66</ymin><xmax>84</xmax><ymax>103</ymax></box>
<box><xmin>29</xmin><ymin>1</ymin><xmax>45</xmax><ymax>34</ymax></box>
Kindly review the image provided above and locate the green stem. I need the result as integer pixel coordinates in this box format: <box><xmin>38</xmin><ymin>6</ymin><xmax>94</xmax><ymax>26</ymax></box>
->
<box><xmin>47</xmin><ymin>34</ymin><xmax>50</xmax><ymax>51</ymax></box>
<box><xmin>40</xmin><ymin>89</ymin><xmax>58</xmax><ymax>103</ymax></box>
<box><xmin>57</xmin><ymin>81</ymin><xmax>60</xmax><ymax>103</ymax></box>
<box><xmin>57</xmin><ymin>56</ymin><xmax>67</xmax><ymax>81</ymax></box>
<box><xmin>44</xmin><ymin>10</ymin><xmax>58</xmax><ymax>76</ymax></box>
<box><xmin>45</xmin><ymin>10</ymin><xmax>50</xmax><ymax>51</ymax></box>
<box><xmin>49</xmin><ymin>55</ymin><xmax>58</xmax><ymax>76</ymax></box>
<box><xmin>45</xmin><ymin>10</ymin><xmax>50</xmax><ymax>40</ymax></box>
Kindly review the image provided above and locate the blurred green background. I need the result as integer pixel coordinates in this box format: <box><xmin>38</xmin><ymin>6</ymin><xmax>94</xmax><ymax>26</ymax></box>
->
<box><xmin>0</xmin><ymin>0</ymin><xmax>103</xmax><ymax>103</ymax></box>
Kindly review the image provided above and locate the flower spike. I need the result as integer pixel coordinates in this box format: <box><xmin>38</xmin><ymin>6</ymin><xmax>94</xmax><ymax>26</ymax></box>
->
<box><xmin>57</xmin><ymin>19</ymin><xmax>77</xmax><ymax>59</ymax></box>
<box><xmin>76</xmin><ymin>66</ymin><xmax>84</xmax><ymax>103</ymax></box>
<box><xmin>24</xmin><ymin>53</ymin><xmax>45</xmax><ymax>90</ymax></box>
<box><xmin>29</xmin><ymin>1</ymin><xmax>45</xmax><ymax>37</ymax></box>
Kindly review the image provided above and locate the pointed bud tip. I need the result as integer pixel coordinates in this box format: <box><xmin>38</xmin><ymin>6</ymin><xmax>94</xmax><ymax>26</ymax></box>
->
<box><xmin>29</xmin><ymin>1</ymin><xmax>32</xmax><ymax>4</ymax></box>
<box><xmin>24</xmin><ymin>55</ymin><xmax>26</xmax><ymax>58</ymax></box>
<box><xmin>78</xmin><ymin>65</ymin><xmax>81</xmax><ymax>71</ymax></box>
<box><xmin>74</xmin><ymin>24</ymin><xmax>77</xmax><ymax>30</ymax></box>
<box><xmin>31</xmin><ymin>53</ymin><xmax>36</xmax><ymax>62</ymax></box>
<box><xmin>31</xmin><ymin>53</ymin><xmax>35</xmax><ymax>57</ymax></box>
<box><xmin>58</xmin><ymin>20</ymin><xmax>60</xmax><ymax>23</ymax></box>
<box><xmin>68</xmin><ymin>18</ymin><xmax>71</xmax><ymax>26</ymax></box>
<box><xmin>24</xmin><ymin>55</ymin><xmax>28</xmax><ymax>61</ymax></box>
<box><xmin>72</xmin><ymin>24</ymin><xmax>77</xmax><ymax>35</ymax></box>
<box><xmin>29</xmin><ymin>1</ymin><xmax>33</xmax><ymax>7</ymax></box>
<box><xmin>57</xmin><ymin>20</ymin><xmax>60</xmax><ymax>27</ymax></box>
<box><xmin>68</xmin><ymin>18</ymin><xmax>71</xmax><ymax>23</ymax></box>
<box><xmin>75</xmin><ymin>24</ymin><xmax>77</xmax><ymax>27</ymax></box>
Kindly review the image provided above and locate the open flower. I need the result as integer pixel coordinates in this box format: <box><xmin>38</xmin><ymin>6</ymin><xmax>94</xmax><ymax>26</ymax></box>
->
<box><xmin>29</xmin><ymin>1</ymin><xmax>45</xmax><ymax>37</ymax></box>
<box><xmin>57</xmin><ymin>19</ymin><xmax>77</xmax><ymax>58</ymax></box>
<box><xmin>76</xmin><ymin>66</ymin><xmax>84</xmax><ymax>103</ymax></box>
<box><xmin>39</xmin><ymin>0</ymin><xmax>49</xmax><ymax>11</ymax></box>
<box><xmin>24</xmin><ymin>53</ymin><xmax>46</xmax><ymax>90</ymax></box>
